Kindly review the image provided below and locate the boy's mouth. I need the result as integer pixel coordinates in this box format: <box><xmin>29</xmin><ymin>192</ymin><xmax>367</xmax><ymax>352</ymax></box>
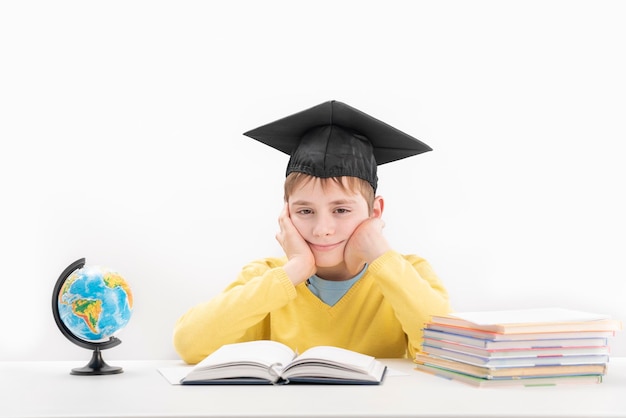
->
<box><xmin>308</xmin><ymin>241</ymin><xmax>343</xmax><ymax>252</ymax></box>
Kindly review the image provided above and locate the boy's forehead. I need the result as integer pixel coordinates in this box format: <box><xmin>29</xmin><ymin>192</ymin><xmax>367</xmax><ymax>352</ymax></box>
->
<box><xmin>289</xmin><ymin>177</ymin><xmax>367</xmax><ymax>203</ymax></box>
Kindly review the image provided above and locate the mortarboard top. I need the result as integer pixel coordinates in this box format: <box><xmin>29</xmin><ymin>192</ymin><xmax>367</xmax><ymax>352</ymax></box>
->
<box><xmin>243</xmin><ymin>100</ymin><xmax>431</xmax><ymax>191</ymax></box>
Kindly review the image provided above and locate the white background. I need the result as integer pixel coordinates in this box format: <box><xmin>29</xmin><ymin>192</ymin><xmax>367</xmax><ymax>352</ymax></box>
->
<box><xmin>1</xmin><ymin>0</ymin><xmax>624</xmax><ymax>362</ymax></box>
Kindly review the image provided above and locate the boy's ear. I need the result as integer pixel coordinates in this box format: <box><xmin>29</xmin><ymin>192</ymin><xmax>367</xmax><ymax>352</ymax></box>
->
<box><xmin>372</xmin><ymin>196</ymin><xmax>384</xmax><ymax>218</ymax></box>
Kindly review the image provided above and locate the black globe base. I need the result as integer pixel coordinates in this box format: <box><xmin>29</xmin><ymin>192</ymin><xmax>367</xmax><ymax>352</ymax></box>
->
<box><xmin>70</xmin><ymin>347</ymin><xmax>123</xmax><ymax>376</ymax></box>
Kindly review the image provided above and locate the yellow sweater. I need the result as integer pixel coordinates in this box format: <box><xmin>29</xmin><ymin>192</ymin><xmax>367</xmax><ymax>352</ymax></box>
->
<box><xmin>173</xmin><ymin>250</ymin><xmax>451</xmax><ymax>364</ymax></box>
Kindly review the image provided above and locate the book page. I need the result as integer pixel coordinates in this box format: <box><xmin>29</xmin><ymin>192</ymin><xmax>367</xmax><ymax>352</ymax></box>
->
<box><xmin>293</xmin><ymin>346</ymin><xmax>375</xmax><ymax>372</ymax></box>
<box><xmin>450</xmin><ymin>308</ymin><xmax>610</xmax><ymax>326</ymax></box>
<box><xmin>195</xmin><ymin>340</ymin><xmax>296</xmax><ymax>369</ymax></box>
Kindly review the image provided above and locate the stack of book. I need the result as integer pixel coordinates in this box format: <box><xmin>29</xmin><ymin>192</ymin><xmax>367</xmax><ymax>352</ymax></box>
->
<box><xmin>415</xmin><ymin>308</ymin><xmax>622</xmax><ymax>387</ymax></box>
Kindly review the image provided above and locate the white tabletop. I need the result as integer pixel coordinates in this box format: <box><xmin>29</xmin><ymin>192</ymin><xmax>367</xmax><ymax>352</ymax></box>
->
<box><xmin>1</xmin><ymin>358</ymin><xmax>625</xmax><ymax>418</ymax></box>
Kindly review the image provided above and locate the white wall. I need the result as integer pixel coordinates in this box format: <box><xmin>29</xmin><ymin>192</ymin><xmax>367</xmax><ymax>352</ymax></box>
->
<box><xmin>1</xmin><ymin>1</ymin><xmax>624</xmax><ymax>362</ymax></box>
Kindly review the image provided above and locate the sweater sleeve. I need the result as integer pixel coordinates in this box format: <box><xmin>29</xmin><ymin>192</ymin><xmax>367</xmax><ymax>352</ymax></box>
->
<box><xmin>367</xmin><ymin>250</ymin><xmax>452</xmax><ymax>358</ymax></box>
<box><xmin>172</xmin><ymin>258</ymin><xmax>297</xmax><ymax>364</ymax></box>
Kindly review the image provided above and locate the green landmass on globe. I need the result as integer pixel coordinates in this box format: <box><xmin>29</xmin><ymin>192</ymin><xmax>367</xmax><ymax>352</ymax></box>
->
<box><xmin>57</xmin><ymin>266</ymin><xmax>133</xmax><ymax>342</ymax></box>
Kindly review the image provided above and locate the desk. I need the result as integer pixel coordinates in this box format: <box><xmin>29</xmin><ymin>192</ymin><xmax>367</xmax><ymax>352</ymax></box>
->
<box><xmin>1</xmin><ymin>358</ymin><xmax>625</xmax><ymax>418</ymax></box>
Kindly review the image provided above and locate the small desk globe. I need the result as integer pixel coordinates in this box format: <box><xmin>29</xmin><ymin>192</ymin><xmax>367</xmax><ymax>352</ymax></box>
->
<box><xmin>52</xmin><ymin>258</ymin><xmax>134</xmax><ymax>375</ymax></box>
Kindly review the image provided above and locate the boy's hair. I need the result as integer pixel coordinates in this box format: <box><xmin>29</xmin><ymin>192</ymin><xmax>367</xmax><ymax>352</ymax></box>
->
<box><xmin>284</xmin><ymin>172</ymin><xmax>375</xmax><ymax>214</ymax></box>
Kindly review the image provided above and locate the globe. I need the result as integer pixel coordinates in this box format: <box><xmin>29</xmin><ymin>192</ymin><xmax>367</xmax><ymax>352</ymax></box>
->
<box><xmin>58</xmin><ymin>265</ymin><xmax>133</xmax><ymax>342</ymax></box>
<box><xmin>52</xmin><ymin>258</ymin><xmax>133</xmax><ymax>375</ymax></box>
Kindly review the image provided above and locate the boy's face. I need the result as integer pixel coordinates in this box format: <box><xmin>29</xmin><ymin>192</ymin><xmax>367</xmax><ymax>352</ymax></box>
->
<box><xmin>288</xmin><ymin>178</ymin><xmax>371</xmax><ymax>270</ymax></box>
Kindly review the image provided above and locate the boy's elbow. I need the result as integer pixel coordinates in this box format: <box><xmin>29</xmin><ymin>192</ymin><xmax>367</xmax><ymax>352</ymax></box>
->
<box><xmin>172</xmin><ymin>322</ymin><xmax>205</xmax><ymax>365</ymax></box>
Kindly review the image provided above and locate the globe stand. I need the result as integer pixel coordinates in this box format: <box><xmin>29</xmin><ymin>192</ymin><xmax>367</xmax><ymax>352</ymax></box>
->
<box><xmin>52</xmin><ymin>258</ymin><xmax>126</xmax><ymax>376</ymax></box>
<box><xmin>71</xmin><ymin>346</ymin><xmax>124</xmax><ymax>375</ymax></box>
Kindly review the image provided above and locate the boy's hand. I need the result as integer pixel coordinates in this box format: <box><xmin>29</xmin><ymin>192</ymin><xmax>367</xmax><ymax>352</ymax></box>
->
<box><xmin>344</xmin><ymin>217</ymin><xmax>391</xmax><ymax>275</ymax></box>
<box><xmin>276</xmin><ymin>203</ymin><xmax>316</xmax><ymax>285</ymax></box>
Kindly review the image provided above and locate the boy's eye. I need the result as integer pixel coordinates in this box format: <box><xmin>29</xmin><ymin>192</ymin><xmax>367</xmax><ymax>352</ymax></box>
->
<box><xmin>334</xmin><ymin>208</ymin><xmax>351</xmax><ymax>214</ymax></box>
<box><xmin>296</xmin><ymin>209</ymin><xmax>313</xmax><ymax>215</ymax></box>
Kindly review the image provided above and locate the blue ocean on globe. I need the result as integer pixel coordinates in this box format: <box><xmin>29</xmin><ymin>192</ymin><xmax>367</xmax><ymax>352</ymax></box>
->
<box><xmin>57</xmin><ymin>265</ymin><xmax>133</xmax><ymax>342</ymax></box>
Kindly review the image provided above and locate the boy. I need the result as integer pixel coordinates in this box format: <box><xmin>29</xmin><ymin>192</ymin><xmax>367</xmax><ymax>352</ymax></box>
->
<box><xmin>173</xmin><ymin>100</ymin><xmax>451</xmax><ymax>364</ymax></box>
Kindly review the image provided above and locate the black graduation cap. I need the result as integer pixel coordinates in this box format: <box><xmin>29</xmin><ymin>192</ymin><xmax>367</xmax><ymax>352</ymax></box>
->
<box><xmin>243</xmin><ymin>100</ymin><xmax>431</xmax><ymax>191</ymax></box>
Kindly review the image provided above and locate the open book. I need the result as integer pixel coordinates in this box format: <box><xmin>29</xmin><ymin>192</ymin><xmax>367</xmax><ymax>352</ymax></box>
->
<box><xmin>180</xmin><ymin>340</ymin><xmax>387</xmax><ymax>385</ymax></box>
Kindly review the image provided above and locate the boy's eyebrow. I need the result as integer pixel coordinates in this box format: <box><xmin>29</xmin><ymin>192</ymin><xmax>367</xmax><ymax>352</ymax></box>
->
<box><xmin>330</xmin><ymin>198</ymin><xmax>358</xmax><ymax>206</ymax></box>
<box><xmin>291</xmin><ymin>200</ymin><xmax>313</xmax><ymax>206</ymax></box>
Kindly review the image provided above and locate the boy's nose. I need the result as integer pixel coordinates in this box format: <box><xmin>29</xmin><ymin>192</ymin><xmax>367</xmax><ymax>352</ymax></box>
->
<box><xmin>313</xmin><ymin>216</ymin><xmax>335</xmax><ymax>238</ymax></box>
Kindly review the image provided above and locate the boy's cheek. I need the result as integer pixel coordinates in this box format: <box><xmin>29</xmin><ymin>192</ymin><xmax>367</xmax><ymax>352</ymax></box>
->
<box><xmin>290</xmin><ymin>220</ymin><xmax>307</xmax><ymax>238</ymax></box>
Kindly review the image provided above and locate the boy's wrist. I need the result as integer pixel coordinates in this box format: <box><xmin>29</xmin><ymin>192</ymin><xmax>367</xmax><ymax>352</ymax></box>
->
<box><xmin>364</xmin><ymin>241</ymin><xmax>391</xmax><ymax>264</ymax></box>
<box><xmin>283</xmin><ymin>258</ymin><xmax>315</xmax><ymax>286</ymax></box>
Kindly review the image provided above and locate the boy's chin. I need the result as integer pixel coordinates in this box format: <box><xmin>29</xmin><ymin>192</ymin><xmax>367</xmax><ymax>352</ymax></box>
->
<box><xmin>313</xmin><ymin>256</ymin><xmax>345</xmax><ymax>270</ymax></box>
